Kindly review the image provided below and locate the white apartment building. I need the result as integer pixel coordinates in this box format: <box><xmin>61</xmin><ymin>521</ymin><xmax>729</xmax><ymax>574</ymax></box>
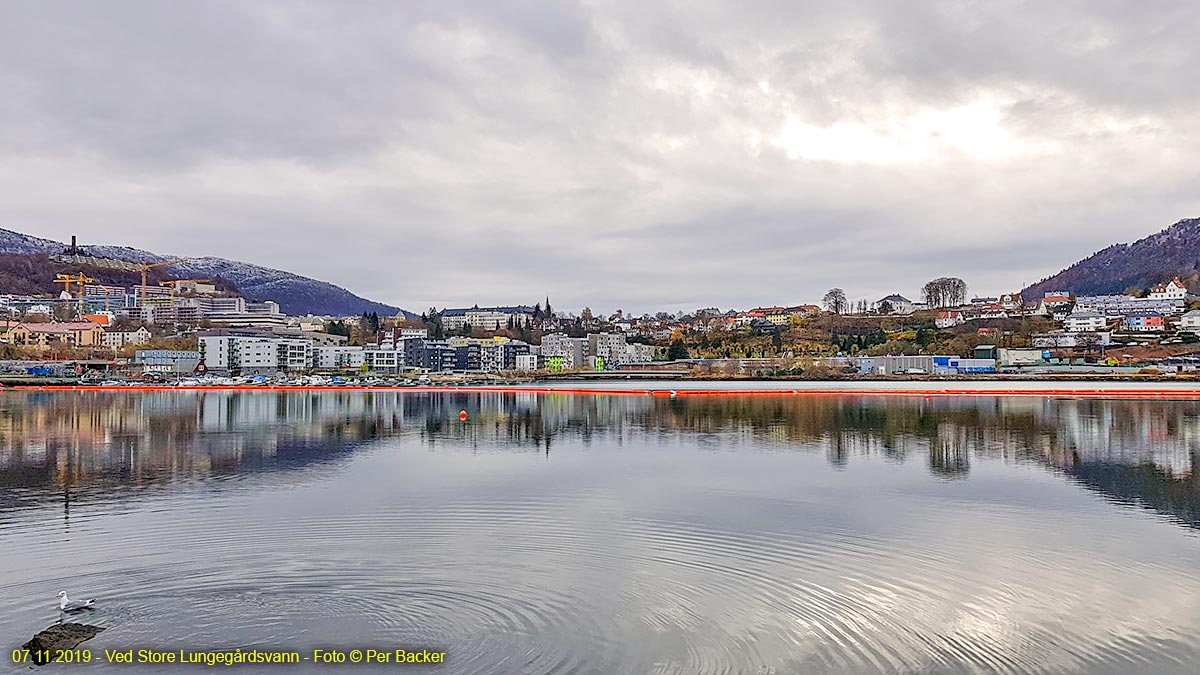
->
<box><xmin>1073</xmin><ymin>294</ymin><xmax>1183</xmax><ymax>315</ymax></box>
<box><xmin>588</xmin><ymin>332</ymin><xmax>627</xmax><ymax>364</ymax></box>
<box><xmin>479</xmin><ymin>341</ymin><xmax>506</xmax><ymax>372</ymax></box>
<box><xmin>1180</xmin><ymin>310</ymin><xmax>1200</xmax><ymax>330</ymax></box>
<box><xmin>200</xmin><ymin>334</ymin><xmax>313</xmax><ymax>374</ymax></box>
<box><xmin>363</xmin><ymin>348</ymin><xmax>405</xmax><ymax>374</ymax></box>
<box><xmin>541</xmin><ymin>333</ymin><xmax>587</xmax><ymax>369</ymax></box>
<box><xmin>378</xmin><ymin>327</ymin><xmax>428</xmax><ymax>350</ymax></box>
<box><xmin>315</xmin><ymin>346</ymin><xmax>366</xmax><ymax>370</ymax></box>
<box><xmin>239</xmin><ymin>339</ymin><xmax>279</xmax><ymax>374</ymax></box>
<box><xmin>275</xmin><ymin>339</ymin><xmax>313</xmax><ymax>372</ymax></box>
<box><xmin>514</xmin><ymin>354</ymin><xmax>538</xmax><ymax>371</ymax></box>
<box><xmin>1063</xmin><ymin>312</ymin><xmax>1108</xmax><ymax>332</ymax></box>
<box><xmin>621</xmin><ymin>342</ymin><xmax>655</xmax><ymax>364</ymax></box>
<box><xmin>101</xmin><ymin>327</ymin><xmax>152</xmax><ymax>349</ymax></box>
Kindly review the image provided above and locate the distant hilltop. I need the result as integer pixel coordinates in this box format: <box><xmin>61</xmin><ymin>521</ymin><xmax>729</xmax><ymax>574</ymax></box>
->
<box><xmin>1023</xmin><ymin>217</ymin><xmax>1200</xmax><ymax>298</ymax></box>
<box><xmin>0</xmin><ymin>228</ymin><xmax>411</xmax><ymax>318</ymax></box>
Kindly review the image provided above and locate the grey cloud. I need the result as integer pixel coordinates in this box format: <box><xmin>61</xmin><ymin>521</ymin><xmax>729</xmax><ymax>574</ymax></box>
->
<box><xmin>0</xmin><ymin>0</ymin><xmax>1197</xmax><ymax>314</ymax></box>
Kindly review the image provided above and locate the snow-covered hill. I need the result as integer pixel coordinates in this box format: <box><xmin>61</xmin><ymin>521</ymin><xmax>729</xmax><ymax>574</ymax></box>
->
<box><xmin>0</xmin><ymin>228</ymin><xmax>409</xmax><ymax>317</ymax></box>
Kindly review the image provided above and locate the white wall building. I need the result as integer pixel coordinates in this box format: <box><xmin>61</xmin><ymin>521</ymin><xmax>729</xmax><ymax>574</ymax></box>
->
<box><xmin>588</xmin><ymin>332</ymin><xmax>627</xmax><ymax>364</ymax></box>
<box><xmin>513</xmin><ymin>354</ymin><xmax>538</xmax><ymax>371</ymax></box>
<box><xmin>441</xmin><ymin>306</ymin><xmax>535</xmax><ymax>331</ymax></box>
<box><xmin>541</xmin><ymin>333</ymin><xmax>587</xmax><ymax>369</ymax></box>
<box><xmin>874</xmin><ymin>295</ymin><xmax>916</xmax><ymax>315</ymax></box>
<box><xmin>315</xmin><ymin>346</ymin><xmax>366</xmax><ymax>370</ymax></box>
<box><xmin>101</xmin><ymin>327</ymin><xmax>151</xmax><ymax>349</ymax></box>
<box><xmin>1074</xmin><ymin>294</ymin><xmax>1183</xmax><ymax>316</ymax></box>
<box><xmin>239</xmin><ymin>339</ymin><xmax>279</xmax><ymax>374</ymax></box>
<box><xmin>363</xmin><ymin>348</ymin><xmax>404</xmax><ymax>374</ymax></box>
<box><xmin>1180</xmin><ymin>310</ymin><xmax>1200</xmax><ymax>330</ymax></box>
<box><xmin>200</xmin><ymin>334</ymin><xmax>314</xmax><ymax>374</ymax></box>
<box><xmin>621</xmin><ymin>342</ymin><xmax>655</xmax><ymax>364</ymax></box>
<box><xmin>275</xmin><ymin>339</ymin><xmax>313</xmax><ymax>372</ymax></box>
<box><xmin>379</xmin><ymin>327</ymin><xmax>428</xmax><ymax>350</ymax></box>
<box><xmin>1063</xmin><ymin>311</ymin><xmax>1108</xmax><ymax>332</ymax></box>
<box><xmin>935</xmin><ymin>311</ymin><xmax>964</xmax><ymax>329</ymax></box>
<box><xmin>1149</xmin><ymin>278</ymin><xmax>1187</xmax><ymax>301</ymax></box>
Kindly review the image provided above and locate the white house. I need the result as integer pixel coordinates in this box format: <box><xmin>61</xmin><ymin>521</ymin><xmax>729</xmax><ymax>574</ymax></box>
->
<box><xmin>1063</xmin><ymin>311</ymin><xmax>1108</xmax><ymax>332</ymax></box>
<box><xmin>1149</xmin><ymin>278</ymin><xmax>1187</xmax><ymax>301</ymax></box>
<box><xmin>935</xmin><ymin>311</ymin><xmax>964</xmax><ymax>329</ymax></box>
<box><xmin>875</xmin><ymin>295</ymin><xmax>915</xmax><ymax>315</ymax></box>
<box><xmin>999</xmin><ymin>293</ymin><xmax>1024</xmax><ymax>311</ymax></box>
<box><xmin>1180</xmin><ymin>310</ymin><xmax>1200</xmax><ymax>330</ymax></box>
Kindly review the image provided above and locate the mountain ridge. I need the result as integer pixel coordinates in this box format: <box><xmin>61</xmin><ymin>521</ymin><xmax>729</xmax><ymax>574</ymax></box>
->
<box><xmin>1022</xmin><ymin>217</ymin><xmax>1200</xmax><ymax>298</ymax></box>
<box><xmin>0</xmin><ymin>228</ymin><xmax>411</xmax><ymax>318</ymax></box>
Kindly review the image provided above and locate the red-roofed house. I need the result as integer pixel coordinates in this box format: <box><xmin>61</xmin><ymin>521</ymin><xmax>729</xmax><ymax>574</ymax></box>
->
<box><xmin>936</xmin><ymin>311</ymin><xmax>964</xmax><ymax>328</ymax></box>
<box><xmin>1149</xmin><ymin>278</ymin><xmax>1187</xmax><ymax>301</ymax></box>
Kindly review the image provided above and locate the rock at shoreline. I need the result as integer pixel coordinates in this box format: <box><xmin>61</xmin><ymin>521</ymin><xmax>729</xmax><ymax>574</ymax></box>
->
<box><xmin>22</xmin><ymin>623</ymin><xmax>105</xmax><ymax>664</ymax></box>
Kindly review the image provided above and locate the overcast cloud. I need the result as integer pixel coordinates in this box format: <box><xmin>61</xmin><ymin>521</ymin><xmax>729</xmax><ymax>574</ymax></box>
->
<box><xmin>1</xmin><ymin>0</ymin><xmax>1198</xmax><ymax>313</ymax></box>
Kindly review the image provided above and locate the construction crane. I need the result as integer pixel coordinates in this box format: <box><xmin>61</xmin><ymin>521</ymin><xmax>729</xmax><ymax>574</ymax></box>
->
<box><xmin>159</xmin><ymin>278</ymin><xmax>213</xmax><ymax>301</ymax></box>
<box><xmin>52</xmin><ymin>272</ymin><xmax>96</xmax><ymax>317</ymax></box>
<box><xmin>138</xmin><ymin>260</ymin><xmax>182</xmax><ymax>306</ymax></box>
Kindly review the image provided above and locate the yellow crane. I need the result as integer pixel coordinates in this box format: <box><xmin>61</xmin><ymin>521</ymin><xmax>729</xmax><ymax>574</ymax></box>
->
<box><xmin>138</xmin><ymin>260</ymin><xmax>182</xmax><ymax>306</ymax></box>
<box><xmin>159</xmin><ymin>278</ymin><xmax>213</xmax><ymax>301</ymax></box>
<box><xmin>52</xmin><ymin>272</ymin><xmax>96</xmax><ymax>317</ymax></box>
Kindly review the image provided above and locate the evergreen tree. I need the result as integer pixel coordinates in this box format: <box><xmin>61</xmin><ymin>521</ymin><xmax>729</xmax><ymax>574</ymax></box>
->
<box><xmin>667</xmin><ymin>340</ymin><xmax>689</xmax><ymax>360</ymax></box>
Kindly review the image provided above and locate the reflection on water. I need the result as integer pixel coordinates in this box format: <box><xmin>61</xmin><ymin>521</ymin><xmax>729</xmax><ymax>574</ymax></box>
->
<box><xmin>4</xmin><ymin>391</ymin><xmax>1197</xmax><ymax>529</ymax></box>
<box><xmin>1</xmin><ymin>390</ymin><xmax>1199</xmax><ymax>674</ymax></box>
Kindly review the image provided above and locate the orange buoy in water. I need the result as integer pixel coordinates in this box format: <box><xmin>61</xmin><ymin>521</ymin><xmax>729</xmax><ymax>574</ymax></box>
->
<box><xmin>459</xmin><ymin>410</ymin><xmax>468</xmax><ymax>421</ymax></box>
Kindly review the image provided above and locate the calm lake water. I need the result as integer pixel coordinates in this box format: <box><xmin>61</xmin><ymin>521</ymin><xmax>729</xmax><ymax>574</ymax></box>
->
<box><xmin>2</xmin><ymin>389</ymin><xmax>1199</xmax><ymax>674</ymax></box>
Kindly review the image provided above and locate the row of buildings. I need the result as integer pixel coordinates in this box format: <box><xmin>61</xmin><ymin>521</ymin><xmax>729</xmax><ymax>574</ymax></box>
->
<box><xmin>1</xmin><ymin>283</ymin><xmax>286</xmax><ymax>328</ymax></box>
<box><xmin>933</xmin><ymin>279</ymin><xmax>1196</xmax><ymax>343</ymax></box>
<box><xmin>0</xmin><ymin>319</ymin><xmax>152</xmax><ymax>350</ymax></box>
<box><xmin>194</xmin><ymin>327</ymin><xmax>657</xmax><ymax>376</ymax></box>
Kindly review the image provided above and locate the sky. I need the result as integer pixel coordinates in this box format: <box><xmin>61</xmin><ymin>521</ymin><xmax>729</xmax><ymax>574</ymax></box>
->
<box><xmin>1</xmin><ymin>1</ymin><xmax>1198</xmax><ymax>314</ymax></box>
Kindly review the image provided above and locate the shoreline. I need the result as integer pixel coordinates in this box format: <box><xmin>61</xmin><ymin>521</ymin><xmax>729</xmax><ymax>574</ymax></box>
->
<box><xmin>6</xmin><ymin>381</ymin><xmax>1200</xmax><ymax>398</ymax></box>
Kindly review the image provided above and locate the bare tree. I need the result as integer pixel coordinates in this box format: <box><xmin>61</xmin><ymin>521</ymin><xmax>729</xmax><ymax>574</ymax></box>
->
<box><xmin>922</xmin><ymin>277</ymin><xmax>968</xmax><ymax>308</ymax></box>
<box><xmin>822</xmin><ymin>288</ymin><xmax>848</xmax><ymax>314</ymax></box>
<box><xmin>1075</xmin><ymin>331</ymin><xmax>1102</xmax><ymax>357</ymax></box>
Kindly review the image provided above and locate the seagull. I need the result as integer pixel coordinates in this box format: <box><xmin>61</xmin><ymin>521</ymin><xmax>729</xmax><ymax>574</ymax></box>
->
<box><xmin>57</xmin><ymin>590</ymin><xmax>96</xmax><ymax>612</ymax></box>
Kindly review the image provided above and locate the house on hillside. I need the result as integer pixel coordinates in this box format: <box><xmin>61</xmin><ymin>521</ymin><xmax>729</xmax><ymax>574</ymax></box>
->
<box><xmin>874</xmin><ymin>295</ymin><xmax>915</xmax><ymax>315</ymax></box>
<box><xmin>1031</xmin><ymin>294</ymin><xmax>1072</xmax><ymax>316</ymax></box>
<box><xmin>1149</xmin><ymin>278</ymin><xmax>1187</xmax><ymax>301</ymax></box>
<box><xmin>978</xmin><ymin>304</ymin><xmax>1009</xmax><ymax>320</ymax></box>
<box><xmin>999</xmin><ymin>293</ymin><xmax>1024</xmax><ymax>311</ymax></box>
<box><xmin>935</xmin><ymin>311</ymin><xmax>964</xmax><ymax>329</ymax></box>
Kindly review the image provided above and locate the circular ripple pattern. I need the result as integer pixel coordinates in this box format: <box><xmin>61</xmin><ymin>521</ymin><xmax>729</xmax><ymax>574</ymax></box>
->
<box><xmin>4</xmin><ymin>393</ymin><xmax>1200</xmax><ymax>675</ymax></box>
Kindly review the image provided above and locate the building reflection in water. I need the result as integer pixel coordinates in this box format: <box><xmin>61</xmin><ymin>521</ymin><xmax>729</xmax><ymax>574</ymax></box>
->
<box><xmin>1</xmin><ymin>390</ymin><xmax>1197</xmax><ymax>529</ymax></box>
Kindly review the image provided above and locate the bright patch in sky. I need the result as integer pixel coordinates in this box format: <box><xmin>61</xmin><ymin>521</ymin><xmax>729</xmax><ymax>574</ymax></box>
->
<box><xmin>771</xmin><ymin>99</ymin><xmax>1044</xmax><ymax>164</ymax></box>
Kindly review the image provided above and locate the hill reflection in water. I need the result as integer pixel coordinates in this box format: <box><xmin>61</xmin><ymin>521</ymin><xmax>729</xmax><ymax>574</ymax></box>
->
<box><xmin>1</xmin><ymin>390</ymin><xmax>1196</xmax><ymax>530</ymax></box>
